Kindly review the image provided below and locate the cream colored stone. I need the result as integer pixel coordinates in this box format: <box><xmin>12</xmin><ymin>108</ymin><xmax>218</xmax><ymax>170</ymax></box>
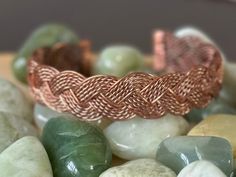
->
<box><xmin>188</xmin><ymin>114</ymin><xmax>236</xmax><ymax>158</ymax></box>
<box><xmin>100</xmin><ymin>159</ymin><xmax>176</xmax><ymax>177</ymax></box>
<box><xmin>177</xmin><ymin>160</ymin><xmax>227</xmax><ymax>177</ymax></box>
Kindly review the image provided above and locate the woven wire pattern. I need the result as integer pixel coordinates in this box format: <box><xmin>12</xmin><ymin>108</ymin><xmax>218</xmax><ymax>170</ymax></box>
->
<box><xmin>27</xmin><ymin>31</ymin><xmax>223</xmax><ymax>121</ymax></box>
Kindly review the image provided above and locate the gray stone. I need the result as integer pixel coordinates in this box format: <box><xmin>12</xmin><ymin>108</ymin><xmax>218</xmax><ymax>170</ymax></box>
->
<box><xmin>156</xmin><ymin>136</ymin><xmax>234</xmax><ymax>177</ymax></box>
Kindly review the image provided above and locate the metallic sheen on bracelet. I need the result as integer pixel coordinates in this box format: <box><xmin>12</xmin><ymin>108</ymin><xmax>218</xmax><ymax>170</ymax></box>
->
<box><xmin>27</xmin><ymin>31</ymin><xmax>223</xmax><ymax>121</ymax></box>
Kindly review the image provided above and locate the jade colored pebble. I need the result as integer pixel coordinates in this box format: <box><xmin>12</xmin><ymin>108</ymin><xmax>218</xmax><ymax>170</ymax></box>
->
<box><xmin>12</xmin><ymin>24</ymin><xmax>79</xmax><ymax>83</ymax></box>
<box><xmin>42</xmin><ymin>117</ymin><xmax>112</xmax><ymax>177</ymax></box>
<box><xmin>156</xmin><ymin>136</ymin><xmax>234</xmax><ymax>177</ymax></box>
<box><xmin>93</xmin><ymin>45</ymin><xmax>144</xmax><ymax>77</ymax></box>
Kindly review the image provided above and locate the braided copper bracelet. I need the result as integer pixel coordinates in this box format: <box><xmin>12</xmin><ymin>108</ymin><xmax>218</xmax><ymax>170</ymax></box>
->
<box><xmin>27</xmin><ymin>31</ymin><xmax>223</xmax><ymax>121</ymax></box>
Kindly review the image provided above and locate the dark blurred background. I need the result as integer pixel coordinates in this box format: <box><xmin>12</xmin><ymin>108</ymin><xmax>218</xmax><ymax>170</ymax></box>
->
<box><xmin>0</xmin><ymin>0</ymin><xmax>235</xmax><ymax>60</ymax></box>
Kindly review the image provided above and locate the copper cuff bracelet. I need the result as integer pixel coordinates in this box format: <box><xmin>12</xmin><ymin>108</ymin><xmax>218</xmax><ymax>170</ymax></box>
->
<box><xmin>27</xmin><ymin>31</ymin><xmax>223</xmax><ymax>121</ymax></box>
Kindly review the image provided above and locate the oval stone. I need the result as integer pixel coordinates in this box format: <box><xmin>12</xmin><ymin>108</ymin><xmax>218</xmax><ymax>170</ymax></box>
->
<box><xmin>188</xmin><ymin>114</ymin><xmax>236</xmax><ymax>159</ymax></box>
<box><xmin>34</xmin><ymin>103</ymin><xmax>112</xmax><ymax>130</ymax></box>
<box><xmin>0</xmin><ymin>79</ymin><xmax>33</xmax><ymax>122</ymax></box>
<box><xmin>100</xmin><ymin>159</ymin><xmax>176</xmax><ymax>177</ymax></box>
<box><xmin>12</xmin><ymin>24</ymin><xmax>79</xmax><ymax>83</ymax></box>
<box><xmin>177</xmin><ymin>160</ymin><xmax>227</xmax><ymax>177</ymax></box>
<box><xmin>156</xmin><ymin>136</ymin><xmax>234</xmax><ymax>177</ymax></box>
<box><xmin>93</xmin><ymin>45</ymin><xmax>144</xmax><ymax>77</ymax></box>
<box><xmin>42</xmin><ymin>117</ymin><xmax>112</xmax><ymax>177</ymax></box>
<box><xmin>0</xmin><ymin>111</ymin><xmax>37</xmax><ymax>152</ymax></box>
<box><xmin>0</xmin><ymin>136</ymin><xmax>53</xmax><ymax>177</ymax></box>
<box><xmin>104</xmin><ymin>114</ymin><xmax>189</xmax><ymax>160</ymax></box>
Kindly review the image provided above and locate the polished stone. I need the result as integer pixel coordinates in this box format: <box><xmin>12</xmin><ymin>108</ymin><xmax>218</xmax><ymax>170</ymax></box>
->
<box><xmin>177</xmin><ymin>160</ymin><xmax>227</xmax><ymax>177</ymax></box>
<box><xmin>0</xmin><ymin>79</ymin><xmax>33</xmax><ymax>122</ymax></box>
<box><xmin>34</xmin><ymin>103</ymin><xmax>112</xmax><ymax>130</ymax></box>
<box><xmin>188</xmin><ymin>114</ymin><xmax>236</xmax><ymax>158</ymax></box>
<box><xmin>156</xmin><ymin>136</ymin><xmax>233</xmax><ymax>177</ymax></box>
<box><xmin>104</xmin><ymin>114</ymin><xmax>189</xmax><ymax>160</ymax></box>
<box><xmin>0</xmin><ymin>111</ymin><xmax>37</xmax><ymax>152</ymax></box>
<box><xmin>0</xmin><ymin>136</ymin><xmax>53</xmax><ymax>177</ymax></box>
<box><xmin>42</xmin><ymin>117</ymin><xmax>112</xmax><ymax>177</ymax></box>
<box><xmin>93</xmin><ymin>45</ymin><xmax>144</xmax><ymax>77</ymax></box>
<box><xmin>12</xmin><ymin>24</ymin><xmax>79</xmax><ymax>83</ymax></box>
<box><xmin>100</xmin><ymin>159</ymin><xmax>176</xmax><ymax>177</ymax></box>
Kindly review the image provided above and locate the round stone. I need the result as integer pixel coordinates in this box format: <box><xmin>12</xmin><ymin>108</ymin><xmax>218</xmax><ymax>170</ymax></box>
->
<box><xmin>42</xmin><ymin>116</ymin><xmax>112</xmax><ymax>177</ymax></box>
<box><xmin>0</xmin><ymin>79</ymin><xmax>33</xmax><ymax>122</ymax></box>
<box><xmin>100</xmin><ymin>159</ymin><xmax>176</xmax><ymax>177</ymax></box>
<box><xmin>93</xmin><ymin>45</ymin><xmax>144</xmax><ymax>77</ymax></box>
<box><xmin>177</xmin><ymin>160</ymin><xmax>227</xmax><ymax>177</ymax></box>
<box><xmin>12</xmin><ymin>24</ymin><xmax>79</xmax><ymax>83</ymax></box>
<box><xmin>104</xmin><ymin>114</ymin><xmax>189</xmax><ymax>160</ymax></box>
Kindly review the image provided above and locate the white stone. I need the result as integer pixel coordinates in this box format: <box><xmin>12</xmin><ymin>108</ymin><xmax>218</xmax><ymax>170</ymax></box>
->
<box><xmin>104</xmin><ymin>114</ymin><xmax>189</xmax><ymax>160</ymax></box>
<box><xmin>0</xmin><ymin>136</ymin><xmax>53</xmax><ymax>177</ymax></box>
<box><xmin>0</xmin><ymin>79</ymin><xmax>33</xmax><ymax>122</ymax></box>
<box><xmin>100</xmin><ymin>159</ymin><xmax>176</xmax><ymax>177</ymax></box>
<box><xmin>177</xmin><ymin>160</ymin><xmax>227</xmax><ymax>177</ymax></box>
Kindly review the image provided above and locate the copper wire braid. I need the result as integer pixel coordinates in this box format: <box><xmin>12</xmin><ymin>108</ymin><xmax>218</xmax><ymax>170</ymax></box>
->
<box><xmin>27</xmin><ymin>32</ymin><xmax>223</xmax><ymax>121</ymax></box>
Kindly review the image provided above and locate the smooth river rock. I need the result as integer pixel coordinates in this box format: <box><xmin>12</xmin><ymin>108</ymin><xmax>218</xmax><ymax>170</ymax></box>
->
<box><xmin>0</xmin><ymin>136</ymin><xmax>53</xmax><ymax>177</ymax></box>
<box><xmin>93</xmin><ymin>45</ymin><xmax>144</xmax><ymax>77</ymax></box>
<box><xmin>104</xmin><ymin>114</ymin><xmax>189</xmax><ymax>160</ymax></box>
<box><xmin>12</xmin><ymin>23</ymin><xmax>79</xmax><ymax>83</ymax></box>
<box><xmin>100</xmin><ymin>159</ymin><xmax>176</xmax><ymax>177</ymax></box>
<box><xmin>188</xmin><ymin>114</ymin><xmax>236</xmax><ymax>158</ymax></box>
<box><xmin>0</xmin><ymin>111</ymin><xmax>37</xmax><ymax>152</ymax></box>
<box><xmin>42</xmin><ymin>117</ymin><xmax>112</xmax><ymax>177</ymax></box>
<box><xmin>156</xmin><ymin>136</ymin><xmax>234</xmax><ymax>177</ymax></box>
<box><xmin>177</xmin><ymin>160</ymin><xmax>227</xmax><ymax>177</ymax></box>
<box><xmin>0</xmin><ymin>78</ymin><xmax>33</xmax><ymax>122</ymax></box>
<box><xmin>34</xmin><ymin>103</ymin><xmax>112</xmax><ymax>130</ymax></box>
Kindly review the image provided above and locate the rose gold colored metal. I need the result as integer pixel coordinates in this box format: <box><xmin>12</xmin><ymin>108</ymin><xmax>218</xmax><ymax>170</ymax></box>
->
<box><xmin>28</xmin><ymin>32</ymin><xmax>223</xmax><ymax>121</ymax></box>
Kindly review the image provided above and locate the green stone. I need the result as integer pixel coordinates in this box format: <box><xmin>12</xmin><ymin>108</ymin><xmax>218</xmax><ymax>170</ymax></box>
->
<box><xmin>156</xmin><ymin>136</ymin><xmax>234</xmax><ymax>177</ymax></box>
<box><xmin>0</xmin><ymin>136</ymin><xmax>53</xmax><ymax>177</ymax></box>
<box><xmin>12</xmin><ymin>24</ymin><xmax>79</xmax><ymax>83</ymax></box>
<box><xmin>0</xmin><ymin>78</ymin><xmax>33</xmax><ymax>122</ymax></box>
<box><xmin>42</xmin><ymin>117</ymin><xmax>112</xmax><ymax>177</ymax></box>
<box><xmin>93</xmin><ymin>45</ymin><xmax>144</xmax><ymax>77</ymax></box>
<box><xmin>185</xmin><ymin>98</ymin><xmax>236</xmax><ymax>123</ymax></box>
<box><xmin>0</xmin><ymin>111</ymin><xmax>38</xmax><ymax>152</ymax></box>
